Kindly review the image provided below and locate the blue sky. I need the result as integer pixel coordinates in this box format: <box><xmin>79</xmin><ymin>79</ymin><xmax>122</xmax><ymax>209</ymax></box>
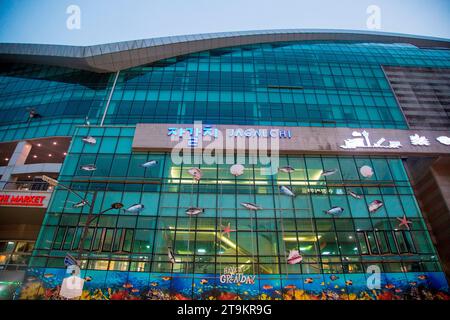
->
<box><xmin>0</xmin><ymin>0</ymin><xmax>448</xmax><ymax>45</ymax></box>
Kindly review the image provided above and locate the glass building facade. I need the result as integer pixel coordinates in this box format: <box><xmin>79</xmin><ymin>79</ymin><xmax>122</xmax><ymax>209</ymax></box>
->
<box><xmin>104</xmin><ymin>42</ymin><xmax>449</xmax><ymax>128</ymax></box>
<box><xmin>1</xmin><ymin>36</ymin><xmax>450</xmax><ymax>300</ymax></box>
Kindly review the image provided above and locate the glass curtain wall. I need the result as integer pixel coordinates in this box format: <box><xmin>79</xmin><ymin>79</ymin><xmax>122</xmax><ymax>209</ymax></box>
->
<box><xmin>19</xmin><ymin>126</ymin><xmax>445</xmax><ymax>300</ymax></box>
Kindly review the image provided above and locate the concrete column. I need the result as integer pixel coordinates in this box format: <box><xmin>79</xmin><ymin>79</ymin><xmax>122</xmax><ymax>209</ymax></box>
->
<box><xmin>0</xmin><ymin>141</ymin><xmax>32</xmax><ymax>190</ymax></box>
<box><xmin>406</xmin><ymin>156</ymin><xmax>450</xmax><ymax>282</ymax></box>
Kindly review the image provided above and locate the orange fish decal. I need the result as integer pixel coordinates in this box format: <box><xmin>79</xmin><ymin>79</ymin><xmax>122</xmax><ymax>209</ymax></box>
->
<box><xmin>173</xmin><ymin>293</ymin><xmax>189</xmax><ymax>300</ymax></box>
<box><xmin>304</xmin><ymin>278</ymin><xmax>314</xmax><ymax>284</ymax></box>
<box><xmin>262</xmin><ymin>284</ymin><xmax>273</xmax><ymax>290</ymax></box>
<box><xmin>162</xmin><ymin>276</ymin><xmax>172</xmax><ymax>281</ymax></box>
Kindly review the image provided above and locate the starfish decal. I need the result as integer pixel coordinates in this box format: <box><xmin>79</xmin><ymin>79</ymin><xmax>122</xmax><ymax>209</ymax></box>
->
<box><xmin>396</xmin><ymin>215</ymin><xmax>413</xmax><ymax>230</ymax></box>
<box><xmin>221</xmin><ymin>222</ymin><xmax>236</xmax><ymax>238</ymax></box>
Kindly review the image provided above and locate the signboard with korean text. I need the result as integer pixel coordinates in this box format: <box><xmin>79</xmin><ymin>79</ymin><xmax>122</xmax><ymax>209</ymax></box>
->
<box><xmin>132</xmin><ymin>123</ymin><xmax>450</xmax><ymax>156</ymax></box>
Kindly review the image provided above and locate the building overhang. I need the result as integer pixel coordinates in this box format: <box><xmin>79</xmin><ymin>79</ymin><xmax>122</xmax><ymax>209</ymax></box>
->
<box><xmin>0</xmin><ymin>29</ymin><xmax>449</xmax><ymax>73</ymax></box>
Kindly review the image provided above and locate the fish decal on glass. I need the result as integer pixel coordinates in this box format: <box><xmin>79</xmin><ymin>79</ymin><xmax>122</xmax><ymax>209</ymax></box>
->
<box><xmin>324</xmin><ymin>206</ymin><xmax>344</xmax><ymax>216</ymax></box>
<box><xmin>125</xmin><ymin>204</ymin><xmax>145</xmax><ymax>214</ymax></box>
<box><xmin>140</xmin><ymin>160</ymin><xmax>158</xmax><ymax>168</ymax></box>
<box><xmin>348</xmin><ymin>190</ymin><xmax>362</xmax><ymax>199</ymax></box>
<box><xmin>304</xmin><ymin>278</ymin><xmax>314</xmax><ymax>284</ymax></box>
<box><xmin>168</xmin><ymin>247</ymin><xmax>176</xmax><ymax>264</ymax></box>
<box><xmin>280</xmin><ymin>185</ymin><xmax>295</xmax><ymax>197</ymax></box>
<box><xmin>82</xmin><ymin>136</ymin><xmax>96</xmax><ymax>145</ymax></box>
<box><xmin>368</xmin><ymin>200</ymin><xmax>383</xmax><ymax>213</ymax></box>
<box><xmin>330</xmin><ymin>275</ymin><xmax>339</xmax><ymax>281</ymax></box>
<box><xmin>240</xmin><ymin>202</ymin><xmax>262</xmax><ymax>211</ymax></box>
<box><xmin>324</xmin><ymin>207</ymin><xmax>344</xmax><ymax>216</ymax></box>
<box><xmin>185</xmin><ymin>207</ymin><xmax>204</xmax><ymax>216</ymax></box>
<box><xmin>188</xmin><ymin>167</ymin><xmax>203</xmax><ymax>181</ymax></box>
<box><xmin>27</xmin><ymin>108</ymin><xmax>41</xmax><ymax>119</ymax></box>
<box><xmin>72</xmin><ymin>200</ymin><xmax>88</xmax><ymax>208</ymax></box>
<box><xmin>230</xmin><ymin>164</ymin><xmax>245</xmax><ymax>177</ymax></box>
<box><xmin>360</xmin><ymin>165</ymin><xmax>374</xmax><ymax>178</ymax></box>
<box><xmin>278</xmin><ymin>166</ymin><xmax>295</xmax><ymax>173</ymax></box>
<box><xmin>64</xmin><ymin>253</ymin><xmax>79</xmax><ymax>267</ymax></box>
<box><xmin>345</xmin><ymin>280</ymin><xmax>353</xmax><ymax>286</ymax></box>
<box><xmin>287</xmin><ymin>249</ymin><xmax>302</xmax><ymax>264</ymax></box>
<box><xmin>321</xmin><ymin>169</ymin><xmax>338</xmax><ymax>177</ymax></box>
<box><xmin>80</xmin><ymin>164</ymin><xmax>97</xmax><ymax>171</ymax></box>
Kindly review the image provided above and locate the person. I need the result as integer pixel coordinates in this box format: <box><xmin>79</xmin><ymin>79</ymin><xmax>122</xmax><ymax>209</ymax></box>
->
<box><xmin>59</xmin><ymin>265</ymin><xmax>85</xmax><ymax>299</ymax></box>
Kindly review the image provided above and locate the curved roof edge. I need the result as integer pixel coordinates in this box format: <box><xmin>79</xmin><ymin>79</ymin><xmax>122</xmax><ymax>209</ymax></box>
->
<box><xmin>0</xmin><ymin>29</ymin><xmax>449</xmax><ymax>73</ymax></box>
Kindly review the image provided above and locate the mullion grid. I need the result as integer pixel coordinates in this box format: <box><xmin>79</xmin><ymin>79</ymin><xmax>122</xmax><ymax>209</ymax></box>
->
<box><xmin>37</xmin><ymin>153</ymin><xmax>434</xmax><ymax>279</ymax></box>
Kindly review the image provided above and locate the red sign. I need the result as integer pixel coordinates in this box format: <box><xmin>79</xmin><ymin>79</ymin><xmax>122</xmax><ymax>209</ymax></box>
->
<box><xmin>0</xmin><ymin>194</ymin><xmax>47</xmax><ymax>207</ymax></box>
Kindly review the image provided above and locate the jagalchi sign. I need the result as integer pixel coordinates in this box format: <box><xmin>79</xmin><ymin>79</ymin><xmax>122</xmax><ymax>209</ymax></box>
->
<box><xmin>167</xmin><ymin>126</ymin><xmax>292</xmax><ymax>139</ymax></box>
<box><xmin>132</xmin><ymin>123</ymin><xmax>450</xmax><ymax>156</ymax></box>
<box><xmin>227</xmin><ymin>128</ymin><xmax>292</xmax><ymax>139</ymax></box>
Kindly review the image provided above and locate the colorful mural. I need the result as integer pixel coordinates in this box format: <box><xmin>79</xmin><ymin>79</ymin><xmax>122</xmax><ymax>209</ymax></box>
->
<box><xmin>17</xmin><ymin>268</ymin><xmax>450</xmax><ymax>300</ymax></box>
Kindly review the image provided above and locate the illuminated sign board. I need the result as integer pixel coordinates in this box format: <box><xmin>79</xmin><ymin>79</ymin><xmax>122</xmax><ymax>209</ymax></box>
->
<box><xmin>133</xmin><ymin>123</ymin><xmax>450</xmax><ymax>155</ymax></box>
<box><xmin>168</xmin><ymin>125</ymin><xmax>292</xmax><ymax>147</ymax></box>
<box><xmin>0</xmin><ymin>191</ymin><xmax>49</xmax><ymax>208</ymax></box>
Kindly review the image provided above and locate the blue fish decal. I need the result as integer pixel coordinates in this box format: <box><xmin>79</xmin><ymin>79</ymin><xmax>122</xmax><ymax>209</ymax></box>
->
<box><xmin>185</xmin><ymin>207</ymin><xmax>204</xmax><ymax>215</ymax></box>
<box><xmin>64</xmin><ymin>254</ymin><xmax>79</xmax><ymax>267</ymax></box>
<box><xmin>168</xmin><ymin>247</ymin><xmax>176</xmax><ymax>264</ymax></box>
<box><xmin>72</xmin><ymin>200</ymin><xmax>88</xmax><ymax>208</ymax></box>
<box><xmin>321</xmin><ymin>169</ymin><xmax>338</xmax><ymax>177</ymax></box>
<box><xmin>80</xmin><ymin>164</ymin><xmax>97</xmax><ymax>171</ymax></box>
<box><xmin>141</xmin><ymin>160</ymin><xmax>158</xmax><ymax>168</ymax></box>
<box><xmin>280</xmin><ymin>185</ymin><xmax>295</xmax><ymax>197</ymax></box>
<box><xmin>240</xmin><ymin>202</ymin><xmax>262</xmax><ymax>211</ymax></box>
<box><xmin>324</xmin><ymin>206</ymin><xmax>344</xmax><ymax>216</ymax></box>
<box><xmin>278</xmin><ymin>166</ymin><xmax>295</xmax><ymax>173</ymax></box>
<box><xmin>82</xmin><ymin>136</ymin><xmax>96</xmax><ymax>145</ymax></box>
<box><xmin>125</xmin><ymin>204</ymin><xmax>145</xmax><ymax>213</ymax></box>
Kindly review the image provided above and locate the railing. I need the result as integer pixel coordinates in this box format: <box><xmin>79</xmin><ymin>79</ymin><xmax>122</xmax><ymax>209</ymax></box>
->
<box><xmin>1</xmin><ymin>181</ymin><xmax>52</xmax><ymax>191</ymax></box>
